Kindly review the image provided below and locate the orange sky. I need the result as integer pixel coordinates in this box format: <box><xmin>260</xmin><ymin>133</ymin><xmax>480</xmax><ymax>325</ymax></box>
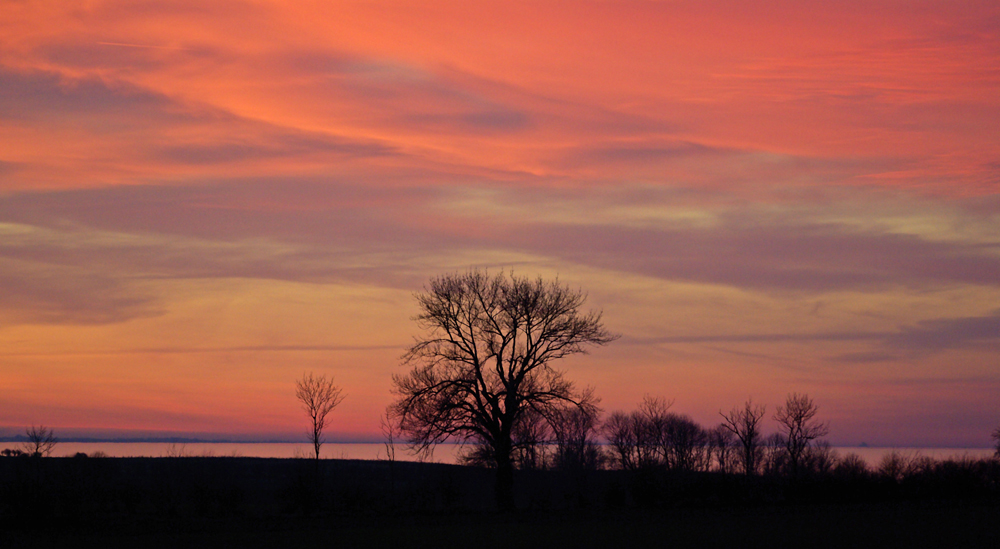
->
<box><xmin>2</xmin><ymin>1</ymin><xmax>999</xmax><ymax>446</ymax></box>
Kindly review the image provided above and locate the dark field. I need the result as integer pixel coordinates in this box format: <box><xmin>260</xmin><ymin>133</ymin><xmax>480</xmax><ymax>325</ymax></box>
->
<box><xmin>3</xmin><ymin>456</ymin><xmax>999</xmax><ymax>548</ymax></box>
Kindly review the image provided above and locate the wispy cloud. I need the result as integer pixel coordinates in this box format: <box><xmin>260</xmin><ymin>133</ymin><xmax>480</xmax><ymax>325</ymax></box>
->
<box><xmin>884</xmin><ymin>310</ymin><xmax>1000</xmax><ymax>352</ymax></box>
<box><xmin>631</xmin><ymin>310</ymin><xmax>1000</xmax><ymax>361</ymax></box>
<box><xmin>0</xmin><ymin>66</ymin><xmax>175</xmax><ymax>125</ymax></box>
<box><xmin>502</xmin><ymin>214</ymin><xmax>1000</xmax><ymax>292</ymax></box>
<box><xmin>627</xmin><ymin>331</ymin><xmax>882</xmax><ymax>345</ymax></box>
<box><xmin>0</xmin><ymin>256</ymin><xmax>161</xmax><ymax>325</ymax></box>
<box><xmin>0</xmin><ymin>343</ymin><xmax>404</xmax><ymax>358</ymax></box>
<box><xmin>2</xmin><ymin>0</ymin><xmax>999</xmax><ymax>444</ymax></box>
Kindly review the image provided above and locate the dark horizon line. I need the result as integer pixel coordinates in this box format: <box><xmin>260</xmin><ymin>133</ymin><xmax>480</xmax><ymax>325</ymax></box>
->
<box><xmin>0</xmin><ymin>435</ymin><xmax>991</xmax><ymax>450</ymax></box>
<box><xmin>0</xmin><ymin>435</ymin><xmax>384</xmax><ymax>444</ymax></box>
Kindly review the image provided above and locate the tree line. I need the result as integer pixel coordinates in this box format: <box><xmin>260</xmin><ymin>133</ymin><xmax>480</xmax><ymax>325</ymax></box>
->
<box><xmin>378</xmin><ymin>269</ymin><xmax>1000</xmax><ymax>510</ymax></box>
<box><xmin>7</xmin><ymin>269</ymin><xmax>1000</xmax><ymax>515</ymax></box>
<box><xmin>451</xmin><ymin>393</ymin><xmax>832</xmax><ymax>477</ymax></box>
<box><xmin>285</xmin><ymin>270</ymin><xmax>842</xmax><ymax>508</ymax></box>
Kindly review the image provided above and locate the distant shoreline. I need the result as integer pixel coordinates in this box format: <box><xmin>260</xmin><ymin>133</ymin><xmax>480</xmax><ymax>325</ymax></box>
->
<box><xmin>0</xmin><ymin>436</ymin><xmax>389</xmax><ymax>444</ymax></box>
<box><xmin>0</xmin><ymin>437</ymin><xmax>988</xmax><ymax>448</ymax></box>
<box><xmin>3</xmin><ymin>441</ymin><xmax>994</xmax><ymax>467</ymax></box>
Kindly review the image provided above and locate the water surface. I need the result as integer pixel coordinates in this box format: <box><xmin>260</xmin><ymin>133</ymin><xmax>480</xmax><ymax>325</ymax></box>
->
<box><xmin>37</xmin><ymin>443</ymin><xmax>995</xmax><ymax>466</ymax></box>
<box><xmin>46</xmin><ymin>442</ymin><xmax>462</xmax><ymax>462</ymax></box>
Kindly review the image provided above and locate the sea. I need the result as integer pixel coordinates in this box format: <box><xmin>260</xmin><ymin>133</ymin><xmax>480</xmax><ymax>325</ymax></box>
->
<box><xmin>26</xmin><ymin>442</ymin><xmax>996</xmax><ymax>467</ymax></box>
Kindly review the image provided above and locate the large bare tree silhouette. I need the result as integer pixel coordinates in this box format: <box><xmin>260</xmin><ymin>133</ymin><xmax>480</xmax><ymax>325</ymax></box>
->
<box><xmin>390</xmin><ymin>269</ymin><xmax>616</xmax><ymax>511</ymax></box>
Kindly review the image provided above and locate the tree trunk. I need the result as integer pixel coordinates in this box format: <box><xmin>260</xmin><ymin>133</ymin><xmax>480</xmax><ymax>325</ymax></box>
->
<box><xmin>494</xmin><ymin>443</ymin><xmax>516</xmax><ymax>512</ymax></box>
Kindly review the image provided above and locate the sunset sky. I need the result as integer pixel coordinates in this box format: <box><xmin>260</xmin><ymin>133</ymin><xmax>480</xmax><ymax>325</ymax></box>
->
<box><xmin>2</xmin><ymin>1</ymin><xmax>999</xmax><ymax>447</ymax></box>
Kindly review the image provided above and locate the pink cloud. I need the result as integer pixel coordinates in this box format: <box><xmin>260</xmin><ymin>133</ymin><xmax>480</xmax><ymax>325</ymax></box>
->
<box><xmin>2</xmin><ymin>1</ymin><xmax>999</xmax><ymax>444</ymax></box>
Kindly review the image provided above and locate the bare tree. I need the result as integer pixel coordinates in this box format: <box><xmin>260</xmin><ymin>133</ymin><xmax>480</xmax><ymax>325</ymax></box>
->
<box><xmin>22</xmin><ymin>425</ymin><xmax>58</xmax><ymax>457</ymax></box>
<box><xmin>801</xmin><ymin>440</ymin><xmax>836</xmax><ymax>475</ymax></box>
<box><xmin>635</xmin><ymin>396</ymin><xmax>672</xmax><ymax>469</ymax></box>
<box><xmin>833</xmin><ymin>452</ymin><xmax>870</xmax><ymax>480</ymax></box>
<box><xmin>512</xmin><ymin>408</ymin><xmax>552</xmax><ymax>470</ymax></box>
<box><xmin>761</xmin><ymin>432</ymin><xmax>788</xmax><ymax>476</ymax></box>
<box><xmin>551</xmin><ymin>406</ymin><xmax>605</xmax><ymax>471</ymax></box>
<box><xmin>719</xmin><ymin>399</ymin><xmax>766</xmax><ymax>475</ymax></box>
<box><xmin>773</xmin><ymin>393</ymin><xmax>829</xmax><ymax>477</ymax></box>
<box><xmin>604</xmin><ymin>411</ymin><xmax>639</xmax><ymax>470</ymax></box>
<box><xmin>661</xmin><ymin>413</ymin><xmax>709</xmax><ymax>472</ymax></box>
<box><xmin>390</xmin><ymin>270</ymin><xmax>617</xmax><ymax>511</ymax></box>
<box><xmin>992</xmin><ymin>426</ymin><xmax>1000</xmax><ymax>459</ymax></box>
<box><xmin>380</xmin><ymin>411</ymin><xmax>398</xmax><ymax>463</ymax></box>
<box><xmin>458</xmin><ymin>409</ymin><xmax>552</xmax><ymax>470</ymax></box>
<box><xmin>877</xmin><ymin>450</ymin><xmax>915</xmax><ymax>482</ymax></box>
<box><xmin>379</xmin><ymin>411</ymin><xmax>401</xmax><ymax>496</ymax></box>
<box><xmin>295</xmin><ymin>372</ymin><xmax>345</xmax><ymax>460</ymax></box>
<box><xmin>605</xmin><ymin>396</ymin><xmax>695</xmax><ymax>471</ymax></box>
<box><xmin>706</xmin><ymin>424</ymin><xmax>738</xmax><ymax>473</ymax></box>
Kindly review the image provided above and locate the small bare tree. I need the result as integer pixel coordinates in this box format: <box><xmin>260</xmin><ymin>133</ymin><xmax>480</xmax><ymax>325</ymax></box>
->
<box><xmin>551</xmin><ymin>405</ymin><xmax>605</xmax><ymax>471</ymax></box>
<box><xmin>720</xmin><ymin>399</ymin><xmax>766</xmax><ymax>475</ymax></box>
<box><xmin>606</xmin><ymin>396</ymin><xmax>707</xmax><ymax>471</ymax></box>
<box><xmin>773</xmin><ymin>393</ymin><xmax>829</xmax><ymax>477</ymax></box>
<box><xmin>458</xmin><ymin>408</ymin><xmax>554</xmax><ymax>470</ymax></box>
<box><xmin>662</xmin><ymin>413</ymin><xmax>709</xmax><ymax>472</ymax></box>
<box><xmin>877</xmin><ymin>450</ymin><xmax>914</xmax><ymax>482</ymax></box>
<box><xmin>295</xmin><ymin>372</ymin><xmax>345</xmax><ymax>460</ymax></box>
<box><xmin>379</xmin><ymin>411</ymin><xmax>400</xmax><ymax>495</ymax></box>
<box><xmin>603</xmin><ymin>411</ymin><xmax>634</xmax><ymax>470</ymax></box>
<box><xmin>636</xmin><ymin>396</ymin><xmax>672</xmax><ymax>468</ymax></box>
<box><xmin>511</xmin><ymin>408</ymin><xmax>552</xmax><ymax>470</ymax></box>
<box><xmin>603</xmin><ymin>397</ymin><xmax>669</xmax><ymax>470</ymax></box>
<box><xmin>706</xmin><ymin>424</ymin><xmax>738</xmax><ymax>473</ymax></box>
<box><xmin>761</xmin><ymin>432</ymin><xmax>788</xmax><ymax>476</ymax></box>
<box><xmin>992</xmin><ymin>426</ymin><xmax>1000</xmax><ymax>459</ymax></box>
<box><xmin>22</xmin><ymin>425</ymin><xmax>58</xmax><ymax>457</ymax></box>
<box><xmin>380</xmin><ymin>411</ymin><xmax>398</xmax><ymax>463</ymax></box>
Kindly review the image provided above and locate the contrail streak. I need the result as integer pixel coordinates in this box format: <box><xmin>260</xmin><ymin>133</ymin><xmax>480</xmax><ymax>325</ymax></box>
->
<box><xmin>97</xmin><ymin>41</ymin><xmax>187</xmax><ymax>50</ymax></box>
